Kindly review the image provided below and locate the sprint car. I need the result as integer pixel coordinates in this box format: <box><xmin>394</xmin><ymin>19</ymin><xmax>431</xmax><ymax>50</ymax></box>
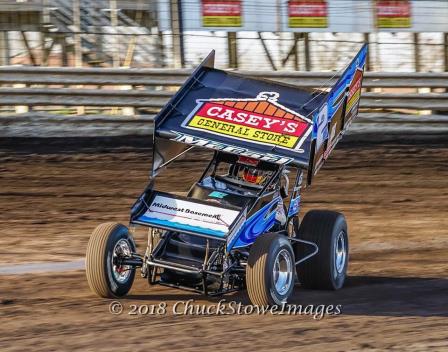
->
<box><xmin>85</xmin><ymin>44</ymin><xmax>367</xmax><ymax>306</ymax></box>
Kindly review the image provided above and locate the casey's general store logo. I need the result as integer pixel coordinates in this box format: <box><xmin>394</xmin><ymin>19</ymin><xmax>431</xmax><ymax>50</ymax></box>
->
<box><xmin>182</xmin><ymin>92</ymin><xmax>312</xmax><ymax>151</ymax></box>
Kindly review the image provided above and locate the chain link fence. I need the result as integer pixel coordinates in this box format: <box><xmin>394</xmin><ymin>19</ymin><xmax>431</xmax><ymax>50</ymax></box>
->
<box><xmin>0</xmin><ymin>0</ymin><xmax>447</xmax><ymax>72</ymax></box>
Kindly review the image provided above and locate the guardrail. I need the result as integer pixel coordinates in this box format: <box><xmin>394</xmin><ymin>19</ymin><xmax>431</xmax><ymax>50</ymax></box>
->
<box><xmin>0</xmin><ymin>67</ymin><xmax>447</xmax><ymax>112</ymax></box>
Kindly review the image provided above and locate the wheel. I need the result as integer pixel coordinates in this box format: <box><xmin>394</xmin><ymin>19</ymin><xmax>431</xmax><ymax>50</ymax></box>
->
<box><xmin>246</xmin><ymin>233</ymin><xmax>295</xmax><ymax>306</ymax></box>
<box><xmin>86</xmin><ymin>222</ymin><xmax>136</xmax><ymax>298</ymax></box>
<box><xmin>295</xmin><ymin>210</ymin><xmax>348</xmax><ymax>290</ymax></box>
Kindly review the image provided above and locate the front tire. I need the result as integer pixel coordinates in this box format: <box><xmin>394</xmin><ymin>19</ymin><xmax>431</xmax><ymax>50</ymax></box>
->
<box><xmin>295</xmin><ymin>210</ymin><xmax>348</xmax><ymax>290</ymax></box>
<box><xmin>246</xmin><ymin>233</ymin><xmax>295</xmax><ymax>306</ymax></box>
<box><xmin>86</xmin><ymin>222</ymin><xmax>136</xmax><ymax>298</ymax></box>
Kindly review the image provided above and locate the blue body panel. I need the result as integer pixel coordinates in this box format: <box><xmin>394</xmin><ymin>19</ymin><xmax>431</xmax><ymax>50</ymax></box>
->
<box><xmin>228</xmin><ymin>197</ymin><xmax>280</xmax><ymax>251</ymax></box>
<box><xmin>288</xmin><ymin>195</ymin><xmax>301</xmax><ymax>217</ymax></box>
<box><xmin>311</xmin><ymin>44</ymin><xmax>367</xmax><ymax>142</ymax></box>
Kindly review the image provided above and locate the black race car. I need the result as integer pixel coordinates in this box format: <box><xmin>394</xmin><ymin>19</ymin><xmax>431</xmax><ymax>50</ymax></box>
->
<box><xmin>85</xmin><ymin>44</ymin><xmax>367</xmax><ymax>306</ymax></box>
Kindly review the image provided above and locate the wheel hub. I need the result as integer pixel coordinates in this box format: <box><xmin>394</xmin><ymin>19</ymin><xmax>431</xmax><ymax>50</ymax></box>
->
<box><xmin>273</xmin><ymin>249</ymin><xmax>293</xmax><ymax>296</ymax></box>
<box><xmin>334</xmin><ymin>231</ymin><xmax>347</xmax><ymax>276</ymax></box>
<box><xmin>112</xmin><ymin>239</ymin><xmax>132</xmax><ymax>283</ymax></box>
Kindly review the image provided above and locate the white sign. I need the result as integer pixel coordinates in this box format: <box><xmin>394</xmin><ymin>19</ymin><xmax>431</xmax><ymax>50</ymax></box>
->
<box><xmin>140</xmin><ymin>194</ymin><xmax>240</xmax><ymax>238</ymax></box>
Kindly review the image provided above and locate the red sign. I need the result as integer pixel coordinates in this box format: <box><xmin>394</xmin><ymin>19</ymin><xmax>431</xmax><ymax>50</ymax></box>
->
<box><xmin>376</xmin><ymin>0</ymin><xmax>411</xmax><ymax>28</ymax></box>
<box><xmin>202</xmin><ymin>0</ymin><xmax>242</xmax><ymax>27</ymax></box>
<box><xmin>183</xmin><ymin>93</ymin><xmax>312</xmax><ymax>150</ymax></box>
<box><xmin>195</xmin><ymin>102</ymin><xmax>309</xmax><ymax>138</ymax></box>
<box><xmin>288</xmin><ymin>0</ymin><xmax>328</xmax><ymax>28</ymax></box>
<box><xmin>237</xmin><ymin>156</ymin><xmax>259</xmax><ymax>166</ymax></box>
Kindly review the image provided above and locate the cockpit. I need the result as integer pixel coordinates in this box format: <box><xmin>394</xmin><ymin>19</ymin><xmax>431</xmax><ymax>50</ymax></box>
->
<box><xmin>187</xmin><ymin>152</ymin><xmax>281</xmax><ymax>209</ymax></box>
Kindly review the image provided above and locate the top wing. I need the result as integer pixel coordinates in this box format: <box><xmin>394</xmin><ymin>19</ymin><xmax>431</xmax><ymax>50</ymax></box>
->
<box><xmin>152</xmin><ymin>51</ymin><xmax>324</xmax><ymax>174</ymax></box>
<box><xmin>152</xmin><ymin>45</ymin><xmax>367</xmax><ymax>179</ymax></box>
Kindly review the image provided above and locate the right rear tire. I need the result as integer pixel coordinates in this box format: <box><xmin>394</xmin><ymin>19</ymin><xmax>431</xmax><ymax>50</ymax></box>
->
<box><xmin>295</xmin><ymin>210</ymin><xmax>348</xmax><ymax>290</ymax></box>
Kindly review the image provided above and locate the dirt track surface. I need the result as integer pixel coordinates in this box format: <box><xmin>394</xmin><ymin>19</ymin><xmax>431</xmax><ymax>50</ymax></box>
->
<box><xmin>0</xmin><ymin>137</ymin><xmax>447</xmax><ymax>351</ymax></box>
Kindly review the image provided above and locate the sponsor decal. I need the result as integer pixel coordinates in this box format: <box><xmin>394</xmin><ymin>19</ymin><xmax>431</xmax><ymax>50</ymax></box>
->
<box><xmin>182</xmin><ymin>92</ymin><xmax>312</xmax><ymax>151</ymax></box>
<box><xmin>315</xmin><ymin>103</ymin><xmax>328</xmax><ymax>151</ymax></box>
<box><xmin>139</xmin><ymin>195</ymin><xmax>239</xmax><ymax>238</ymax></box>
<box><xmin>171</xmin><ymin>131</ymin><xmax>294</xmax><ymax>165</ymax></box>
<box><xmin>376</xmin><ymin>0</ymin><xmax>411</xmax><ymax>28</ymax></box>
<box><xmin>345</xmin><ymin>67</ymin><xmax>364</xmax><ymax>124</ymax></box>
<box><xmin>288</xmin><ymin>0</ymin><xmax>328</xmax><ymax>28</ymax></box>
<box><xmin>202</xmin><ymin>0</ymin><xmax>242</xmax><ymax>27</ymax></box>
<box><xmin>237</xmin><ymin>156</ymin><xmax>259</xmax><ymax>166</ymax></box>
<box><xmin>288</xmin><ymin>195</ymin><xmax>301</xmax><ymax>217</ymax></box>
<box><xmin>209</xmin><ymin>191</ymin><xmax>227</xmax><ymax>199</ymax></box>
<box><xmin>232</xmin><ymin>198</ymin><xmax>279</xmax><ymax>248</ymax></box>
<box><xmin>346</xmin><ymin>68</ymin><xmax>363</xmax><ymax>113</ymax></box>
<box><xmin>312</xmin><ymin>59</ymin><xmax>365</xmax><ymax>175</ymax></box>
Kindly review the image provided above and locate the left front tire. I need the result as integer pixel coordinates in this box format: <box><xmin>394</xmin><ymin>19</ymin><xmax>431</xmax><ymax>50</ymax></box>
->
<box><xmin>86</xmin><ymin>222</ymin><xmax>136</xmax><ymax>298</ymax></box>
<box><xmin>246</xmin><ymin>233</ymin><xmax>295</xmax><ymax>306</ymax></box>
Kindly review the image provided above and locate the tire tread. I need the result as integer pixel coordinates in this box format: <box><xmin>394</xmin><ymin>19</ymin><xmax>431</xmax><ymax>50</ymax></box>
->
<box><xmin>246</xmin><ymin>233</ymin><xmax>294</xmax><ymax>306</ymax></box>
<box><xmin>247</xmin><ymin>233</ymin><xmax>275</xmax><ymax>306</ymax></box>
<box><xmin>85</xmin><ymin>222</ymin><xmax>123</xmax><ymax>298</ymax></box>
<box><xmin>296</xmin><ymin>210</ymin><xmax>346</xmax><ymax>290</ymax></box>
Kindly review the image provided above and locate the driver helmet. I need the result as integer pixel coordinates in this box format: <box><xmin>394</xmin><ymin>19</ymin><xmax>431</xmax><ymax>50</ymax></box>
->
<box><xmin>242</xmin><ymin>168</ymin><xmax>264</xmax><ymax>184</ymax></box>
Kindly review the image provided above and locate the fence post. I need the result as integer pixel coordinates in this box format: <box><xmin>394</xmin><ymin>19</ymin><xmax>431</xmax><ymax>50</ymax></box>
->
<box><xmin>73</xmin><ymin>0</ymin><xmax>85</xmax><ymax>115</ymax></box>
<box><xmin>110</xmin><ymin>0</ymin><xmax>120</xmax><ymax>68</ymax></box>
<box><xmin>60</xmin><ymin>34</ymin><xmax>68</xmax><ymax>66</ymax></box>
<box><xmin>293</xmin><ymin>33</ymin><xmax>300</xmax><ymax>71</ymax></box>
<box><xmin>364</xmin><ymin>33</ymin><xmax>371</xmax><ymax>71</ymax></box>
<box><xmin>444</xmin><ymin>33</ymin><xmax>448</xmax><ymax>72</ymax></box>
<box><xmin>413</xmin><ymin>32</ymin><xmax>420</xmax><ymax>72</ymax></box>
<box><xmin>413</xmin><ymin>33</ymin><xmax>430</xmax><ymax>114</ymax></box>
<box><xmin>170</xmin><ymin>0</ymin><xmax>185</xmax><ymax>68</ymax></box>
<box><xmin>0</xmin><ymin>31</ymin><xmax>9</xmax><ymax>66</ymax></box>
<box><xmin>304</xmin><ymin>33</ymin><xmax>311</xmax><ymax>71</ymax></box>
<box><xmin>227</xmin><ymin>32</ymin><xmax>238</xmax><ymax>69</ymax></box>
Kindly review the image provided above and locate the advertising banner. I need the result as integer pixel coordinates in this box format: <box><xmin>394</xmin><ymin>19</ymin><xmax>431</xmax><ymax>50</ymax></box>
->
<box><xmin>288</xmin><ymin>0</ymin><xmax>328</xmax><ymax>28</ymax></box>
<box><xmin>139</xmin><ymin>194</ymin><xmax>240</xmax><ymax>238</ymax></box>
<box><xmin>376</xmin><ymin>0</ymin><xmax>411</xmax><ymax>28</ymax></box>
<box><xmin>182</xmin><ymin>92</ymin><xmax>312</xmax><ymax>151</ymax></box>
<box><xmin>202</xmin><ymin>0</ymin><xmax>243</xmax><ymax>27</ymax></box>
<box><xmin>158</xmin><ymin>0</ymin><xmax>448</xmax><ymax>33</ymax></box>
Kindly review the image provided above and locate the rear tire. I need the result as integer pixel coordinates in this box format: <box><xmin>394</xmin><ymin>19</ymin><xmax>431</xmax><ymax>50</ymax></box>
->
<box><xmin>295</xmin><ymin>210</ymin><xmax>348</xmax><ymax>290</ymax></box>
<box><xmin>246</xmin><ymin>233</ymin><xmax>295</xmax><ymax>306</ymax></box>
<box><xmin>86</xmin><ymin>222</ymin><xmax>136</xmax><ymax>298</ymax></box>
